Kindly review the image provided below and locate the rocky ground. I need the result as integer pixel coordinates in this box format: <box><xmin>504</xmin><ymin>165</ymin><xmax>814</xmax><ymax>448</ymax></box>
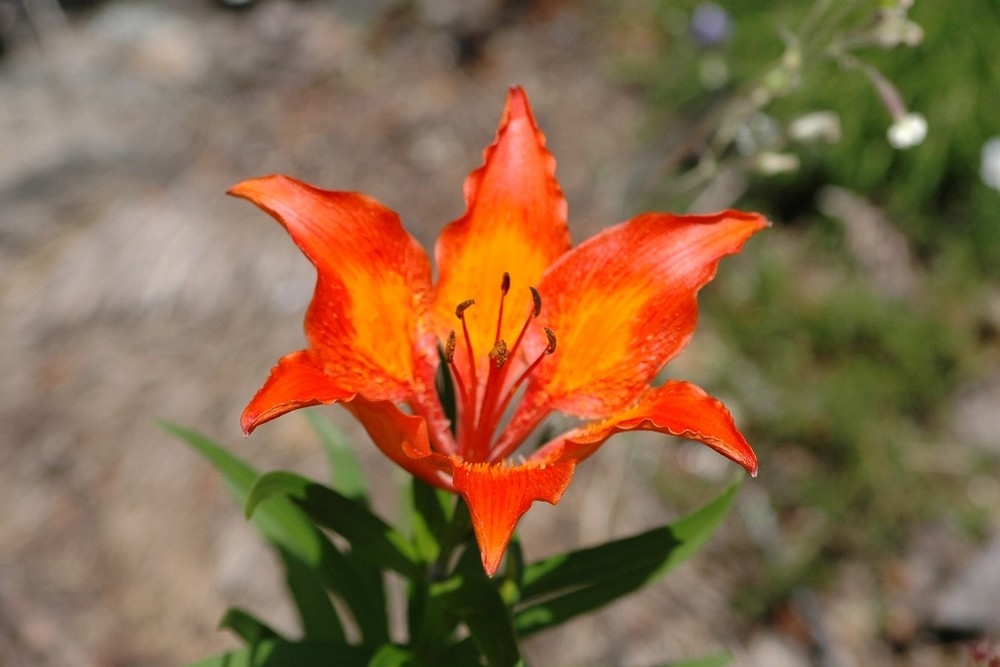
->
<box><xmin>0</xmin><ymin>1</ymin><xmax>996</xmax><ymax>666</ymax></box>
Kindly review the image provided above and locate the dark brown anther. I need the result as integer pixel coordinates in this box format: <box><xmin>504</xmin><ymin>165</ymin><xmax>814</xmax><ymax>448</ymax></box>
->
<box><xmin>455</xmin><ymin>299</ymin><xmax>475</xmax><ymax>318</ymax></box>
<box><xmin>529</xmin><ymin>286</ymin><xmax>542</xmax><ymax>317</ymax></box>
<box><xmin>543</xmin><ymin>327</ymin><xmax>557</xmax><ymax>354</ymax></box>
<box><xmin>445</xmin><ymin>330</ymin><xmax>457</xmax><ymax>363</ymax></box>
<box><xmin>489</xmin><ymin>339</ymin><xmax>509</xmax><ymax>368</ymax></box>
<box><xmin>500</xmin><ymin>272</ymin><xmax>511</xmax><ymax>295</ymax></box>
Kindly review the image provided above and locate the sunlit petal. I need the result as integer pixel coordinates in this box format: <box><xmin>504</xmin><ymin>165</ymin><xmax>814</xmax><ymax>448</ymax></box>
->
<box><xmin>432</xmin><ymin>87</ymin><xmax>571</xmax><ymax>384</ymax></box>
<box><xmin>536</xmin><ymin>380</ymin><xmax>757</xmax><ymax>476</ymax></box>
<box><xmin>524</xmin><ymin>210</ymin><xmax>768</xmax><ymax>419</ymax></box>
<box><xmin>230</xmin><ymin>175</ymin><xmax>437</xmax><ymax>404</ymax></box>
<box><xmin>241</xmin><ymin>349</ymin><xmax>355</xmax><ymax>435</ymax></box>
<box><xmin>452</xmin><ymin>459</ymin><xmax>575</xmax><ymax>576</ymax></box>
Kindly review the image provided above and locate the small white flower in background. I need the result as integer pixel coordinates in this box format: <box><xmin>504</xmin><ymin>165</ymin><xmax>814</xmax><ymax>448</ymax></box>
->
<box><xmin>887</xmin><ymin>112</ymin><xmax>927</xmax><ymax>149</ymax></box>
<box><xmin>754</xmin><ymin>152</ymin><xmax>800</xmax><ymax>175</ymax></box>
<box><xmin>788</xmin><ymin>111</ymin><xmax>841</xmax><ymax>144</ymax></box>
<box><xmin>981</xmin><ymin>137</ymin><xmax>1000</xmax><ymax>192</ymax></box>
<box><xmin>873</xmin><ymin>12</ymin><xmax>924</xmax><ymax>48</ymax></box>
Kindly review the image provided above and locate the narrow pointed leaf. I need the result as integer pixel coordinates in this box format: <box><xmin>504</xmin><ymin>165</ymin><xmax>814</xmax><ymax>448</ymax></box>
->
<box><xmin>514</xmin><ymin>479</ymin><xmax>741</xmax><ymax>636</ymax></box>
<box><xmin>217</xmin><ymin>607</ymin><xmax>284</xmax><ymax>644</ymax></box>
<box><xmin>167</xmin><ymin>424</ymin><xmax>388</xmax><ymax>645</ymax></box>
<box><xmin>498</xmin><ymin>533</ymin><xmax>524</xmax><ymax>606</ymax></box>
<box><xmin>247</xmin><ymin>471</ymin><xmax>421</xmax><ymax>578</ymax></box>
<box><xmin>185</xmin><ymin>640</ymin><xmax>367</xmax><ymax>667</ymax></box>
<box><xmin>304</xmin><ymin>409</ymin><xmax>369</xmax><ymax>504</ymax></box>
<box><xmin>410</xmin><ymin>477</ymin><xmax>454</xmax><ymax>563</ymax></box>
<box><xmin>431</xmin><ymin>575</ymin><xmax>522</xmax><ymax>667</ymax></box>
<box><xmin>303</xmin><ymin>410</ymin><xmax>390</xmax><ymax>642</ymax></box>
<box><xmin>164</xmin><ymin>422</ymin><xmax>346</xmax><ymax>642</ymax></box>
<box><xmin>439</xmin><ymin>638</ymin><xmax>487</xmax><ymax>666</ymax></box>
<box><xmin>367</xmin><ymin>644</ymin><xmax>418</xmax><ymax>667</ymax></box>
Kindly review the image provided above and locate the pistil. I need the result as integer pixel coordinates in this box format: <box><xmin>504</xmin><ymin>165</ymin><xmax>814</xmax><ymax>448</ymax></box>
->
<box><xmin>444</xmin><ymin>274</ymin><xmax>558</xmax><ymax>462</ymax></box>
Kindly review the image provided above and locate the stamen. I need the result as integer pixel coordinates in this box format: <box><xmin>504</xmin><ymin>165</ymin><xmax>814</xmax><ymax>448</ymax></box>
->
<box><xmin>444</xmin><ymin>330</ymin><xmax>470</xmax><ymax>426</ymax></box>
<box><xmin>529</xmin><ymin>286</ymin><xmax>542</xmax><ymax>317</ymax></box>
<box><xmin>445</xmin><ymin>330</ymin><xmax>457</xmax><ymax>363</ymax></box>
<box><xmin>491</xmin><ymin>327</ymin><xmax>559</xmax><ymax>435</ymax></box>
<box><xmin>507</xmin><ymin>286</ymin><xmax>542</xmax><ymax>362</ymax></box>
<box><xmin>448</xmin><ymin>279</ymin><xmax>558</xmax><ymax>462</ymax></box>
<box><xmin>455</xmin><ymin>298</ymin><xmax>478</xmax><ymax>408</ymax></box>
<box><xmin>489</xmin><ymin>340</ymin><xmax>509</xmax><ymax>368</ymax></box>
<box><xmin>494</xmin><ymin>272</ymin><xmax>510</xmax><ymax>344</ymax></box>
<box><xmin>455</xmin><ymin>299</ymin><xmax>475</xmax><ymax>318</ymax></box>
<box><xmin>543</xmin><ymin>327</ymin><xmax>557</xmax><ymax>354</ymax></box>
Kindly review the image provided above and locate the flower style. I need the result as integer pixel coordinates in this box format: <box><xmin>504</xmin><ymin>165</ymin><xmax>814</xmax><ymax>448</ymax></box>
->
<box><xmin>232</xmin><ymin>87</ymin><xmax>767</xmax><ymax>576</ymax></box>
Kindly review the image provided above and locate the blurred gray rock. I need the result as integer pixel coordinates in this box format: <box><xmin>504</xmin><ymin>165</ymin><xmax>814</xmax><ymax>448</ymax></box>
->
<box><xmin>931</xmin><ymin>532</ymin><xmax>1000</xmax><ymax>634</ymax></box>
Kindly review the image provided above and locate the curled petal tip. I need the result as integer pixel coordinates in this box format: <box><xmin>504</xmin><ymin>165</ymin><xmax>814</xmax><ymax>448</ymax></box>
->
<box><xmin>508</xmin><ymin>84</ymin><xmax>527</xmax><ymax>100</ymax></box>
<box><xmin>503</xmin><ymin>85</ymin><xmax>534</xmax><ymax>123</ymax></box>
<box><xmin>226</xmin><ymin>174</ymin><xmax>291</xmax><ymax>201</ymax></box>
<box><xmin>240</xmin><ymin>410</ymin><xmax>257</xmax><ymax>438</ymax></box>
<box><xmin>226</xmin><ymin>177</ymin><xmax>261</xmax><ymax>199</ymax></box>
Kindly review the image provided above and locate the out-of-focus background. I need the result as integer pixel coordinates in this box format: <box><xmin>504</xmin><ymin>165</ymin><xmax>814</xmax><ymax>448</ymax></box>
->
<box><xmin>1</xmin><ymin>0</ymin><xmax>998</xmax><ymax>665</ymax></box>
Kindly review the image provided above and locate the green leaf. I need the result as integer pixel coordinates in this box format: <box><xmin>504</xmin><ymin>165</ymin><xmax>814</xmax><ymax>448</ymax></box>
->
<box><xmin>409</xmin><ymin>477</ymin><xmax>454</xmax><ymax>563</ymax></box>
<box><xmin>218</xmin><ymin>607</ymin><xmax>284</xmax><ymax>644</ymax></box>
<box><xmin>438</xmin><ymin>638</ymin><xmax>488</xmax><ymax>666</ymax></box>
<box><xmin>247</xmin><ymin>471</ymin><xmax>421</xmax><ymax>578</ymax></box>
<box><xmin>367</xmin><ymin>644</ymin><xmax>417</xmax><ymax>667</ymax></box>
<box><xmin>431</xmin><ymin>575</ymin><xmax>522</xmax><ymax>667</ymax></box>
<box><xmin>498</xmin><ymin>533</ymin><xmax>524</xmax><ymax>606</ymax></box>
<box><xmin>663</xmin><ymin>654</ymin><xmax>731</xmax><ymax>667</ymax></box>
<box><xmin>435</xmin><ymin>343</ymin><xmax>458</xmax><ymax>437</ymax></box>
<box><xmin>164</xmin><ymin>423</ymin><xmax>347</xmax><ymax>643</ymax></box>
<box><xmin>514</xmin><ymin>479</ymin><xmax>742</xmax><ymax>636</ymax></box>
<box><xmin>304</xmin><ymin>411</ymin><xmax>391</xmax><ymax>643</ymax></box>
<box><xmin>185</xmin><ymin>640</ymin><xmax>368</xmax><ymax>667</ymax></box>
<box><xmin>304</xmin><ymin>409</ymin><xmax>368</xmax><ymax>504</ymax></box>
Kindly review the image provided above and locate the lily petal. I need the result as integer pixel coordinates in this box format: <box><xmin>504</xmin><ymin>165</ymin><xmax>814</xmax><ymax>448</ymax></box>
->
<box><xmin>230</xmin><ymin>175</ymin><xmax>437</xmax><ymax>405</ymax></box>
<box><xmin>344</xmin><ymin>397</ymin><xmax>454</xmax><ymax>489</ymax></box>
<box><xmin>241</xmin><ymin>350</ymin><xmax>356</xmax><ymax>435</ymax></box>
<box><xmin>452</xmin><ymin>459</ymin><xmax>575</xmax><ymax>576</ymax></box>
<box><xmin>432</xmin><ymin>87</ymin><xmax>571</xmax><ymax>375</ymax></box>
<box><xmin>524</xmin><ymin>210</ymin><xmax>768</xmax><ymax>419</ymax></box>
<box><xmin>537</xmin><ymin>380</ymin><xmax>757</xmax><ymax>476</ymax></box>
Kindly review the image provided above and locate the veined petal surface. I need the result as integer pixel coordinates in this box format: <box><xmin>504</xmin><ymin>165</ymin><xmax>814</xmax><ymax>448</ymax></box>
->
<box><xmin>432</xmin><ymin>87</ymin><xmax>571</xmax><ymax>375</ymax></box>
<box><xmin>230</xmin><ymin>175</ymin><xmax>437</xmax><ymax>404</ymax></box>
<box><xmin>536</xmin><ymin>380</ymin><xmax>757</xmax><ymax>475</ymax></box>
<box><xmin>525</xmin><ymin>210</ymin><xmax>768</xmax><ymax>419</ymax></box>
<box><xmin>452</xmin><ymin>459</ymin><xmax>575</xmax><ymax>576</ymax></box>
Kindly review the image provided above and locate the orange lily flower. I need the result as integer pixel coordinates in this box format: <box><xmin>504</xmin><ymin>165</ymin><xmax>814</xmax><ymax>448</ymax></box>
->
<box><xmin>232</xmin><ymin>87</ymin><xmax>767</xmax><ymax>576</ymax></box>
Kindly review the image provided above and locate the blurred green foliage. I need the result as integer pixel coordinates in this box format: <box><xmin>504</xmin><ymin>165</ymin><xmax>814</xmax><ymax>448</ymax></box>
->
<box><xmin>618</xmin><ymin>0</ymin><xmax>1000</xmax><ymax>617</ymax></box>
<box><xmin>630</xmin><ymin>0</ymin><xmax>1000</xmax><ymax>274</ymax></box>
